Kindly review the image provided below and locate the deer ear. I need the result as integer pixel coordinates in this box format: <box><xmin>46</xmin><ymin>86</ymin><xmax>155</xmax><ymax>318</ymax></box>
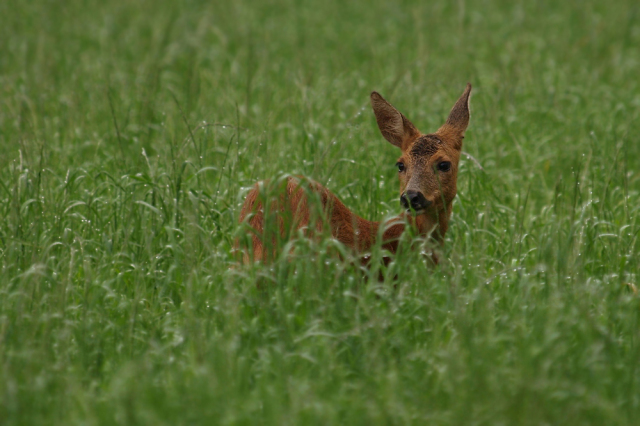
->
<box><xmin>437</xmin><ymin>83</ymin><xmax>472</xmax><ymax>149</ymax></box>
<box><xmin>370</xmin><ymin>92</ymin><xmax>418</xmax><ymax>149</ymax></box>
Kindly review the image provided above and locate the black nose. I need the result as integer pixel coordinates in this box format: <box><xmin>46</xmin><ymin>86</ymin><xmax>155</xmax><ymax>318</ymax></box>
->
<box><xmin>400</xmin><ymin>190</ymin><xmax>431</xmax><ymax>211</ymax></box>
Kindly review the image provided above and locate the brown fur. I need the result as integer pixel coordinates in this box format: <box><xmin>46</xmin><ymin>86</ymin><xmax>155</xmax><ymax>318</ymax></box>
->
<box><xmin>237</xmin><ymin>84</ymin><xmax>472</xmax><ymax>264</ymax></box>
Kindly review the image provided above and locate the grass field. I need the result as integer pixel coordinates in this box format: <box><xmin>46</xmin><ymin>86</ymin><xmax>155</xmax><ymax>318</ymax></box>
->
<box><xmin>1</xmin><ymin>0</ymin><xmax>640</xmax><ymax>424</ymax></box>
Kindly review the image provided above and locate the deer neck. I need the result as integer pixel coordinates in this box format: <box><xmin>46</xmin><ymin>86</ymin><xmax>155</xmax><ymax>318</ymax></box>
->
<box><xmin>379</xmin><ymin>204</ymin><xmax>451</xmax><ymax>253</ymax></box>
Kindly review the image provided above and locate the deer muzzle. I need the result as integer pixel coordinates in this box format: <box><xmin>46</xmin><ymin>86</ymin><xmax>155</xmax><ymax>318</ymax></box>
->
<box><xmin>400</xmin><ymin>190</ymin><xmax>432</xmax><ymax>213</ymax></box>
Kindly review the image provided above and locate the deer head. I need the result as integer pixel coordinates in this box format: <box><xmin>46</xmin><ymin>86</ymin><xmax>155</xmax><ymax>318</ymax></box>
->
<box><xmin>370</xmin><ymin>84</ymin><xmax>472</xmax><ymax>220</ymax></box>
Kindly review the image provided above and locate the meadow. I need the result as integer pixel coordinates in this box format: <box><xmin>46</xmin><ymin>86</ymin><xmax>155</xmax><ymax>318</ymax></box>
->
<box><xmin>1</xmin><ymin>0</ymin><xmax>640</xmax><ymax>424</ymax></box>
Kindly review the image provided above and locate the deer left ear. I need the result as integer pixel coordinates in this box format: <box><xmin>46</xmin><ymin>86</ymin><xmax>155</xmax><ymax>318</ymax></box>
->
<box><xmin>370</xmin><ymin>91</ymin><xmax>419</xmax><ymax>149</ymax></box>
<box><xmin>437</xmin><ymin>83</ymin><xmax>472</xmax><ymax>149</ymax></box>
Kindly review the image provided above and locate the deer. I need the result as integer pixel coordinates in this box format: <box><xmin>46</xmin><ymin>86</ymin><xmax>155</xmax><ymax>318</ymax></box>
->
<box><xmin>236</xmin><ymin>84</ymin><xmax>472</xmax><ymax>267</ymax></box>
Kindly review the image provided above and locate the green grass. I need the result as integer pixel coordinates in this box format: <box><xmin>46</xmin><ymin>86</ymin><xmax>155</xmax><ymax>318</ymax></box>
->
<box><xmin>1</xmin><ymin>0</ymin><xmax>640</xmax><ymax>424</ymax></box>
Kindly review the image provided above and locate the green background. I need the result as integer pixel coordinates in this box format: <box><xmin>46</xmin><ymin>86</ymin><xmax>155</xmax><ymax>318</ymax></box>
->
<box><xmin>1</xmin><ymin>0</ymin><xmax>639</xmax><ymax>424</ymax></box>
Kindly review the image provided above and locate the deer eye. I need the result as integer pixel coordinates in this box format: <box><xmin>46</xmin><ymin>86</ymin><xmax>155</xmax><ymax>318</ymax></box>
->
<box><xmin>437</xmin><ymin>161</ymin><xmax>451</xmax><ymax>172</ymax></box>
<box><xmin>396</xmin><ymin>162</ymin><xmax>405</xmax><ymax>172</ymax></box>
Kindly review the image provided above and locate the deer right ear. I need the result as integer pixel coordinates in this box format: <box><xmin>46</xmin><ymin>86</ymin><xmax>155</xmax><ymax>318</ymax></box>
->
<box><xmin>437</xmin><ymin>83</ymin><xmax>472</xmax><ymax>149</ymax></box>
<box><xmin>371</xmin><ymin>92</ymin><xmax>418</xmax><ymax>149</ymax></box>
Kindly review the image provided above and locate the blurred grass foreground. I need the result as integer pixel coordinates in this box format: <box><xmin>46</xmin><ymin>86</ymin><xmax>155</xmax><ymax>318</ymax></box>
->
<box><xmin>1</xmin><ymin>0</ymin><xmax>640</xmax><ymax>424</ymax></box>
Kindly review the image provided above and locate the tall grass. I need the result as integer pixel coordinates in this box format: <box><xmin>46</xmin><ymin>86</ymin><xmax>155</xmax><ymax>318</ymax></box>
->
<box><xmin>1</xmin><ymin>0</ymin><xmax>639</xmax><ymax>424</ymax></box>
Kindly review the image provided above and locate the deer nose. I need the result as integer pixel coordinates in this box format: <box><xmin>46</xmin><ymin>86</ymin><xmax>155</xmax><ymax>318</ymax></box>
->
<box><xmin>400</xmin><ymin>190</ymin><xmax>431</xmax><ymax>211</ymax></box>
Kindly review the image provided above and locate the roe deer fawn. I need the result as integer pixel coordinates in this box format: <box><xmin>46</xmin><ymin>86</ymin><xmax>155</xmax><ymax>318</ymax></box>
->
<box><xmin>237</xmin><ymin>84</ymin><xmax>472</xmax><ymax>265</ymax></box>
